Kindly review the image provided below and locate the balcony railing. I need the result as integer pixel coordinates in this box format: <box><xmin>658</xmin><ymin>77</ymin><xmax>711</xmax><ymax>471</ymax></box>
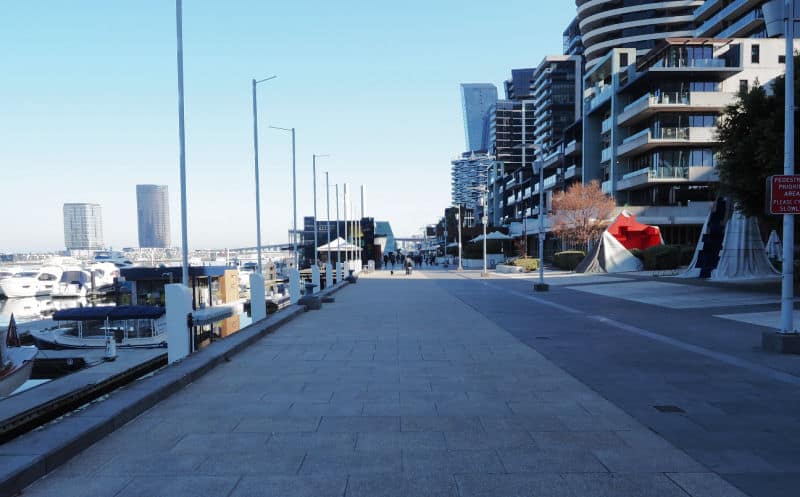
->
<box><xmin>656</xmin><ymin>127</ymin><xmax>690</xmax><ymax>140</ymax></box>
<box><xmin>620</xmin><ymin>166</ymin><xmax>690</xmax><ymax>181</ymax></box>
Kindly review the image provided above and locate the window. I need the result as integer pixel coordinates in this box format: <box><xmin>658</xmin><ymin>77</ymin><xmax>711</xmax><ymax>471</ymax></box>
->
<box><xmin>780</xmin><ymin>55</ymin><xmax>786</xmax><ymax>64</ymax></box>
<box><xmin>751</xmin><ymin>44</ymin><xmax>760</xmax><ymax>64</ymax></box>
<box><xmin>620</xmin><ymin>53</ymin><xmax>629</xmax><ymax>67</ymax></box>
<box><xmin>739</xmin><ymin>80</ymin><xmax>749</xmax><ymax>93</ymax></box>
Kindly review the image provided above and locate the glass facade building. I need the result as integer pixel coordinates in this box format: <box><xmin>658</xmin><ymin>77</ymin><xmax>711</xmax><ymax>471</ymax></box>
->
<box><xmin>136</xmin><ymin>184</ymin><xmax>171</xmax><ymax>248</ymax></box>
<box><xmin>460</xmin><ymin>83</ymin><xmax>498</xmax><ymax>152</ymax></box>
<box><xmin>63</xmin><ymin>203</ymin><xmax>104</xmax><ymax>250</ymax></box>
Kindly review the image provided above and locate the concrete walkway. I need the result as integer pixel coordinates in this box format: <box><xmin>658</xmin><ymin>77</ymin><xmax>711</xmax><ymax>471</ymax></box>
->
<box><xmin>22</xmin><ymin>271</ymin><xmax>744</xmax><ymax>497</ymax></box>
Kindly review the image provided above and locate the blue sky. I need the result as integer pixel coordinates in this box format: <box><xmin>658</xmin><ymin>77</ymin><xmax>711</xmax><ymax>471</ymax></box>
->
<box><xmin>0</xmin><ymin>1</ymin><xmax>574</xmax><ymax>252</ymax></box>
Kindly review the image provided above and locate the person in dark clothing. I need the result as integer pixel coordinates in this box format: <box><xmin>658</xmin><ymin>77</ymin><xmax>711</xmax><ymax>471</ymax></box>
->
<box><xmin>383</xmin><ymin>254</ymin><xmax>389</xmax><ymax>269</ymax></box>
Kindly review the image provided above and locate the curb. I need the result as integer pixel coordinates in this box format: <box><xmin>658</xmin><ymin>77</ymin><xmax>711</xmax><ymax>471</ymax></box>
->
<box><xmin>0</xmin><ymin>281</ymin><xmax>350</xmax><ymax>497</ymax></box>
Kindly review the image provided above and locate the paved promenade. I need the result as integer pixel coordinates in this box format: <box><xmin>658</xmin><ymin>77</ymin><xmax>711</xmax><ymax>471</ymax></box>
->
<box><xmin>22</xmin><ymin>271</ymin><xmax>743</xmax><ymax>497</ymax></box>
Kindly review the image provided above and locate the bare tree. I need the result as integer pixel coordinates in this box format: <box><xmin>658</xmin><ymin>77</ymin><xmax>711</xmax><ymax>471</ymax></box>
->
<box><xmin>551</xmin><ymin>181</ymin><xmax>616</xmax><ymax>250</ymax></box>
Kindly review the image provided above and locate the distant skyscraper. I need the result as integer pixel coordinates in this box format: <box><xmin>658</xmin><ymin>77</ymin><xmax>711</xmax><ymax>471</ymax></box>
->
<box><xmin>63</xmin><ymin>203</ymin><xmax>104</xmax><ymax>250</ymax></box>
<box><xmin>460</xmin><ymin>83</ymin><xmax>498</xmax><ymax>152</ymax></box>
<box><xmin>136</xmin><ymin>185</ymin><xmax>171</xmax><ymax>248</ymax></box>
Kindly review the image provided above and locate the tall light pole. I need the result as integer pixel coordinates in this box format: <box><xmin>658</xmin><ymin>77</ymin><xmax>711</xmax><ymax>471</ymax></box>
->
<box><xmin>481</xmin><ymin>191</ymin><xmax>488</xmax><ymax>277</ymax></box>
<box><xmin>175</xmin><ymin>0</ymin><xmax>189</xmax><ymax>287</ymax></box>
<box><xmin>312</xmin><ymin>154</ymin><xmax>329</xmax><ymax>266</ymax></box>
<box><xmin>782</xmin><ymin>0</ymin><xmax>796</xmax><ymax>333</ymax></box>
<box><xmin>251</xmin><ymin>75</ymin><xmax>277</xmax><ymax>274</ymax></box>
<box><xmin>269</xmin><ymin>126</ymin><xmax>298</xmax><ymax>268</ymax></box>
<box><xmin>456</xmin><ymin>205</ymin><xmax>463</xmax><ymax>271</ymax></box>
<box><xmin>534</xmin><ymin>158</ymin><xmax>549</xmax><ymax>292</ymax></box>
<box><xmin>335</xmin><ymin>184</ymin><xmax>341</xmax><ymax>265</ymax></box>
<box><xmin>326</xmin><ymin>172</ymin><xmax>331</xmax><ymax>264</ymax></box>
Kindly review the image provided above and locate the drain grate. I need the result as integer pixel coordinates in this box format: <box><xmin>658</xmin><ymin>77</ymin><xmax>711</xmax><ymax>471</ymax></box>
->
<box><xmin>653</xmin><ymin>405</ymin><xmax>685</xmax><ymax>413</ymax></box>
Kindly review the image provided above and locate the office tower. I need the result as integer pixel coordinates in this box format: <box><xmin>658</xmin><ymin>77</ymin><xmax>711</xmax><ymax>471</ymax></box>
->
<box><xmin>460</xmin><ymin>83</ymin><xmax>498</xmax><ymax>152</ymax></box>
<box><xmin>63</xmin><ymin>203</ymin><xmax>104</xmax><ymax>250</ymax></box>
<box><xmin>136</xmin><ymin>185</ymin><xmax>171</xmax><ymax>248</ymax></box>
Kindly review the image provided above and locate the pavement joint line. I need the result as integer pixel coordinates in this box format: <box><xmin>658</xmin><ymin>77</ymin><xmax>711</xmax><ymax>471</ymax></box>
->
<box><xmin>457</xmin><ymin>271</ymin><xmax>800</xmax><ymax>387</ymax></box>
<box><xmin>589</xmin><ymin>314</ymin><xmax>800</xmax><ymax>386</ymax></box>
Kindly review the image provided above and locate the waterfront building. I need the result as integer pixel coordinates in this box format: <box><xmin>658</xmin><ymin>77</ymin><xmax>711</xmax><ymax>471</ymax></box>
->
<box><xmin>576</xmin><ymin>0</ymin><xmax>701</xmax><ymax>70</ymax></box>
<box><xmin>694</xmin><ymin>0</ymin><xmax>769</xmax><ymax>39</ymax></box>
<box><xmin>581</xmin><ymin>37</ymin><xmax>791</xmax><ymax>243</ymax></box>
<box><xmin>136</xmin><ymin>185</ymin><xmax>171</xmax><ymax>248</ymax></box>
<box><xmin>63</xmin><ymin>203</ymin><xmax>103</xmax><ymax>250</ymax></box>
<box><xmin>460</xmin><ymin>84</ymin><xmax>498</xmax><ymax>152</ymax></box>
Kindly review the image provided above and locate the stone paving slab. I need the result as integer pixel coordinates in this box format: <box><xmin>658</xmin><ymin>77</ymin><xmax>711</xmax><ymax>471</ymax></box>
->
<box><xmin>17</xmin><ymin>272</ymin><xmax>747</xmax><ymax>497</ymax></box>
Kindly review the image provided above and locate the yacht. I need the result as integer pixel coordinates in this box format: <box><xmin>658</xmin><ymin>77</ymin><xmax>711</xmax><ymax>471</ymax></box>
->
<box><xmin>93</xmin><ymin>251</ymin><xmax>134</xmax><ymax>268</ymax></box>
<box><xmin>0</xmin><ymin>266</ymin><xmax>63</xmax><ymax>298</ymax></box>
<box><xmin>0</xmin><ymin>267</ymin><xmax>22</xmax><ymax>297</ymax></box>
<box><xmin>88</xmin><ymin>262</ymin><xmax>121</xmax><ymax>289</ymax></box>
<box><xmin>51</xmin><ymin>268</ymin><xmax>92</xmax><ymax>299</ymax></box>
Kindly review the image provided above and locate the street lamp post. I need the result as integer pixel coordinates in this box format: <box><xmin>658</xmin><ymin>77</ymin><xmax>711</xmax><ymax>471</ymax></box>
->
<box><xmin>782</xmin><ymin>0</ymin><xmax>796</xmax><ymax>333</ymax></box>
<box><xmin>533</xmin><ymin>159</ymin><xmax>549</xmax><ymax>292</ymax></box>
<box><xmin>312</xmin><ymin>154</ymin><xmax>329</xmax><ymax>266</ymax></box>
<box><xmin>456</xmin><ymin>206</ymin><xmax>463</xmax><ymax>271</ymax></box>
<box><xmin>251</xmin><ymin>75</ymin><xmax>277</xmax><ymax>274</ymax></box>
<box><xmin>335</xmin><ymin>184</ymin><xmax>340</xmax><ymax>265</ymax></box>
<box><xmin>175</xmin><ymin>0</ymin><xmax>189</xmax><ymax>287</ymax></box>
<box><xmin>269</xmin><ymin>126</ymin><xmax>298</xmax><ymax>269</ymax></box>
<box><xmin>326</xmin><ymin>172</ymin><xmax>331</xmax><ymax>264</ymax></box>
<box><xmin>481</xmin><ymin>191</ymin><xmax>488</xmax><ymax>277</ymax></box>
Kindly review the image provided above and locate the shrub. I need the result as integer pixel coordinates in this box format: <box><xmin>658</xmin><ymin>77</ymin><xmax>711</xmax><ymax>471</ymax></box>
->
<box><xmin>629</xmin><ymin>248</ymin><xmax>644</xmax><ymax>260</ymax></box>
<box><xmin>643</xmin><ymin>245</ymin><xmax>682</xmax><ymax>270</ymax></box>
<box><xmin>512</xmin><ymin>257</ymin><xmax>539</xmax><ymax>271</ymax></box>
<box><xmin>553</xmin><ymin>251</ymin><xmax>586</xmax><ymax>270</ymax></box>
<box><xmin>679</xmin><ymin>245</ymin><xmax>695</xmax><ymax>266</ymax></box>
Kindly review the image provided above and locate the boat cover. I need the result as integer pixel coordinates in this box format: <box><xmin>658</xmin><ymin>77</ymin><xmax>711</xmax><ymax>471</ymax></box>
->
<box><xmin>53</xmin><ymin>305</ymin><xmax>165</xmax><ymax>321</ymax></box>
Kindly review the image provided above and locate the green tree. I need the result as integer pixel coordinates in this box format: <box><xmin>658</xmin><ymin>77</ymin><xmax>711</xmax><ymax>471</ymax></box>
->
<box><xmin>716</xmin><ymin>58</ymin><xmax>800</xmax><ymax>227</ymax></box>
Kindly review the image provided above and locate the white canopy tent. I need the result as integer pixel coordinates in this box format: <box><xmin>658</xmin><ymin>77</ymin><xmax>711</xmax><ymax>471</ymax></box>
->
<box><xmin>317</xmin><ymin>237</ymin><xmax>360</xmax><ymax>252</ymax></box>
<box><xmin>470</xmin><ymin>231</ymin><xmax>513</xmax><ymax>243</ymax></box>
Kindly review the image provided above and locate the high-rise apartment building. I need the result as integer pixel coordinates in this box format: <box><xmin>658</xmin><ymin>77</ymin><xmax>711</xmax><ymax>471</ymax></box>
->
<box><xmin>451</xmin><ymin>152</ymin><xmax>493</xmax><ymax>215</ymax></box>
<box><xmin>460</xmin><ymin>84</ymin><xmax>498</xmax><ymax>152</ymax></box>
<box><xmin>136</xmin><ymin>185</ymin><xmax>171</xmax><ymax>248</ymax></box>
<box><xmin>694</xmin><ymin>0</ymin><xmax>769</xmax><ymax>39</ymax></box>
<box><xmin>581</xmin><ymin>38</ymin><xmax>791</xmax><ymax>242</ymax></box>
<box><xmin>63</xmin><ymin>203</ymin><xmax>104</xmax><ymax>250</ymax></box>
<box><xmin>576</xmin><ymin>0</ymin><xmax>701</xmax><ymax>69</ymax></box>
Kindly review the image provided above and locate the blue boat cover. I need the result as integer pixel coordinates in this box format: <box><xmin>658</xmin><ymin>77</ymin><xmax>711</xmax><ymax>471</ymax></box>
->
<box><xmin>53</xmin><ymin>305</ymin><xmax>165</xmax><ymax>321</ymax></box>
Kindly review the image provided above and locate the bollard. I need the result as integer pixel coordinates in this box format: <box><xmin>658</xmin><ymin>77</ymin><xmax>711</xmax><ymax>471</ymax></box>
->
<box><xmin>289</xmin><ymin>269</ymin><xmax>301</xmax><ymax>304</ymax></box>
<box><xmin>165</xmin><ymin>283</ymin><xmax>192</xmax><ymax>364</ymax></box>
<box><xmin>249</xmin><ymin>272</ymin><xmax>267</xmax><ymax>322</ymax></box>
<box><xmin>311</xmin><ymin>265</ymin><xmax>321</xmax><ymax>294</ymax></box>
<box><xmin>337</xmin><ymin>262</ymin><xmax>344</xmax><ymax>283</ymax></box>
<box><xmin>325</xmin><ymin>263</ymin><xmax>333</xmax><ymax>289</ymax></box>
<box><xmin>345</xmin><ymin>269</ymin><xmax>358</xmax><ymax>284</ymax></box>
<box><xmin>299</xmin><ymin>282</ymin><xmax>322</xmax><ymax>310</ymax></box>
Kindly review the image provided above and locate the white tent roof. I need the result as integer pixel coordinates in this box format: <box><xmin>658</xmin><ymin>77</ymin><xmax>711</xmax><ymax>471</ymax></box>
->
<box><xmin>470</xmin><ymin>231</ymin><xmax>513</xmax><ymax>243</ymax></box>
<box><xmin>317</xmin><ymin>237</ymin><xmax>360</xmax><ymax>251</ymax></box>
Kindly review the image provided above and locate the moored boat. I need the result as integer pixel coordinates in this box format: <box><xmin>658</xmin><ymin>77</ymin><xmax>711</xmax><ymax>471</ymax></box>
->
<box><xmin>31</xmin><ymin>305</ymin><xmax>167</xmax><ymax>349</ymax></box>
<box><xmin>0</xmin><ymin>266</ymin><xmax>63</xmax><ymax>298</ymax></box>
